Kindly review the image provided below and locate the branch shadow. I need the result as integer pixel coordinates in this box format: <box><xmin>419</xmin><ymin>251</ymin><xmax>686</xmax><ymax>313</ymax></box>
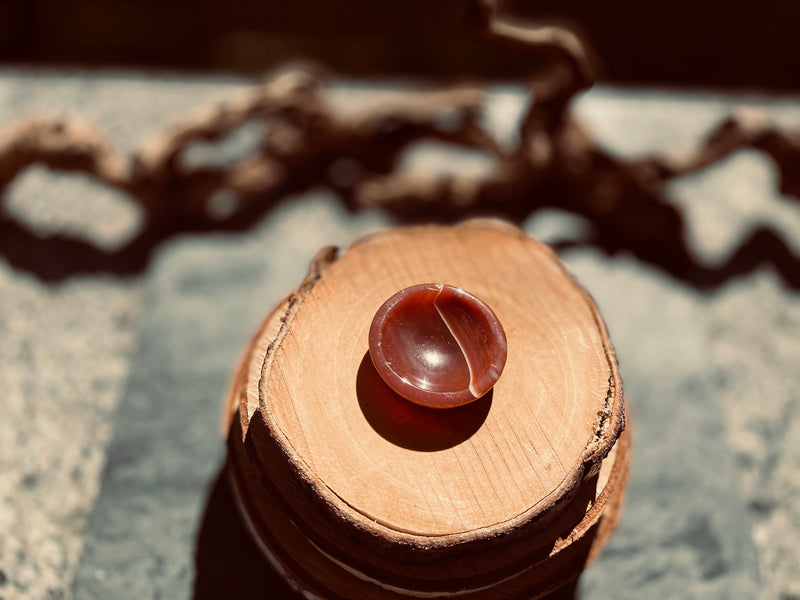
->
<box><xmin>4</xmin><ymin>161</ymin><xmax>799</xmax><ymax>292</ymax></box>
<box><xmin>3</xmin><ymin>92</ymin><xmax>800</xmax><ymax>292</ymax></box>
<box><xmin>0</xmin><ymin>174</ymin><xmax>298</xmax><ymax>281</ymax></box>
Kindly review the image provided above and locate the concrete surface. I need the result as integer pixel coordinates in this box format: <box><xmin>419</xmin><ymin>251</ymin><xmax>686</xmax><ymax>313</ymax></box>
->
<box><xmin>0</xmin><ymin>70</ymin><xmax>799</xmax><ymax>600</ymax></box>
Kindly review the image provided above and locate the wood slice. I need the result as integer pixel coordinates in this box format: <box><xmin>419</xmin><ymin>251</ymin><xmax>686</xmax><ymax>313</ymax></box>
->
<box><xmin>227</xmin><ymin>408</ymin><xmax>630</xmax><ymax>600</ymax></box>
<box><xmin>224</xmin><ymin>219</ymin><xmax>627</xmax><ymax>598</ymax></box>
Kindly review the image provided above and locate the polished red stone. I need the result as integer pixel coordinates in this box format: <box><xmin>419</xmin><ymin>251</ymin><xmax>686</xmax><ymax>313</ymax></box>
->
<box><xmin>368</xmin><ymin>284</ymin><xmax>507</xmax><ymax>409</ymax></box>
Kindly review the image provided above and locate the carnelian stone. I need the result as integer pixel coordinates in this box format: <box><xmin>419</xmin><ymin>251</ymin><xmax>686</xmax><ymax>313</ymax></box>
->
<box><xmin>368</xmin><ymin>284</ymin><xmax>507</xmax><ymax>409</ymax></box>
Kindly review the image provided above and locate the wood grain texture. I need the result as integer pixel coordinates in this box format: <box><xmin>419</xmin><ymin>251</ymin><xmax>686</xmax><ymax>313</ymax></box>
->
<box><xmin>224</xmin><ymin>219</ymin><xmax>628</xmax><ymax>598</ymax></box>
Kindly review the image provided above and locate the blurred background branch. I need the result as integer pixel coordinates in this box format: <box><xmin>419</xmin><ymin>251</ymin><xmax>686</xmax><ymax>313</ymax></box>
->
<box><xmin>1</xmin><ymin>0</ymin><xmax>799</xmax><ymax>288</ymax></box>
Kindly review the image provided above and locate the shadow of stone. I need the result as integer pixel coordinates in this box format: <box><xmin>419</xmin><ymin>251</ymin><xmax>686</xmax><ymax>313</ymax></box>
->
<box><xmin>356</xmin><ymin>352</ymin><xmax>492</xmax><ymax>451</ymax></box>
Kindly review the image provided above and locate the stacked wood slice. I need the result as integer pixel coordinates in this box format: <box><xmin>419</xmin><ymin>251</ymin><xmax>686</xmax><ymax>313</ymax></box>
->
<box><xmin>223</xmin><ymin>219</ymin><xmax>630</xmax><ymax>600</ymax></box>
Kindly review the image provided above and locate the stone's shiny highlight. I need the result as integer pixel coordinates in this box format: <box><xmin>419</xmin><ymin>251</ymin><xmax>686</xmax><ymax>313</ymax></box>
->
<box><xmin>368</xmin><ymin>284</ymin><xmax>508</xmax><ymax>409</ymax></box>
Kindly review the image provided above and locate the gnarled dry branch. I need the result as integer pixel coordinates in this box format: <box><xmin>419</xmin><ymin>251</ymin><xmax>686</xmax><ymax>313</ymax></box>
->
<box><xmin>1</xmin><ymin>0</ymin><xmax>799</xmax><ymax>289</ymax></box>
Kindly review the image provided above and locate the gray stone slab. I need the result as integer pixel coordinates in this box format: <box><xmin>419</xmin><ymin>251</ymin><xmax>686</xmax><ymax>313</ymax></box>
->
<box><xmin>70</xmin><ymin>195</ymin><xmax>391</xmax><ymax>599</ymax></box>
<box><xmin>1</xmin><ymin>70</ymin><xmax>798</xmax><ymax>600</ymax></box>
<box><xmin>0</xmin><ymin>265</ymin><xmax>142</xmax><ymax>600</ymax></box>
<box><xmin>562</xmin><ymin>252</ymin><xmax>761</xmax><ymax>599</ymax></box>
<box><xmin>0</xmin><ymin>69</ymin><xmax>249</xmax><ymax>600</ymax></box>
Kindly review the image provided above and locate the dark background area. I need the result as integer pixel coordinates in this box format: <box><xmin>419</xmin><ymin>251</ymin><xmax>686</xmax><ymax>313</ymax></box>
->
<box><xmin>1</xmin><ymin>0</ymin><xmax>798</xmax><ymax>90</ymax></box>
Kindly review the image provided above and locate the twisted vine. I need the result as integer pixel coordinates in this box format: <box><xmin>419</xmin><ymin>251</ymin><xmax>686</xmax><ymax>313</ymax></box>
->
<box><xmin>1</xmin><ymin>0</ymin><xmax>799</xmax><ymax>289</ymax></box>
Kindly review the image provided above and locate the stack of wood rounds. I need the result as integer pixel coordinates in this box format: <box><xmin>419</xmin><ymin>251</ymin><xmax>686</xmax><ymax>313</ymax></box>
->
<box><xmin>224</xmin><ymin>220</ymin><xmax>629</xmax><ymax>599</ymax></box>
